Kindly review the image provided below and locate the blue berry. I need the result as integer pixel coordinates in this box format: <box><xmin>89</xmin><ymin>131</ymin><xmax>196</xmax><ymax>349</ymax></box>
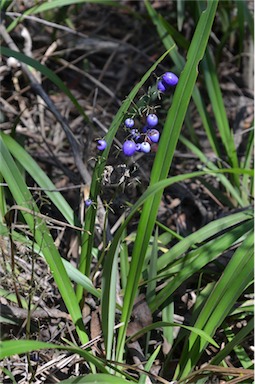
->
<box><xmin>157</xmin><ymin>80</ymin><xmax>167</xmax><ymax>92</ymax></box>
<box><xmin>97</xmin><ymin>139</ymin><xmax>107</xmax><ymax>151</ymax></box>
<box><xmin>125</xmin><ymin>118</ymin><xmax>135</xmax><ymax>128</ymax></box>
<box><xmin>136</xmin><ymin>143</ymin><xmax>141</xmax><ymax>151</ymax></box>
<box><xmin>146</xmin><ymin>114</ymin><xmax>158</xmax><ymax>128</ymax></box>
<box><xmin>162</xmin><ymin>72</ymin><xmax>179</xmax><ymax>87</ymax></box>
<box><xmin>140</xmin><ymin>142</ymin><xmax>151</xmax><ymax>153</ymax></box>
<box><xmin>85</xmin><ymin>198</ymin><xmax>92</xmax><ymax>207</ymax></box>
<box><xmin>148</xmin><ymin>129</ymin><xmax>160</xmax><ymax>143</ymax></box>
<box><xmin>122</xmin><ymin>140</ymin><xmax>136</xmax><ymax>156</ymax></box>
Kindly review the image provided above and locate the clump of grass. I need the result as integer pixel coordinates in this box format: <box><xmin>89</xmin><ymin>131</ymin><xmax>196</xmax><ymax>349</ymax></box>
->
<box><xmin>0</xmin><ymin>1</ymin><xmax>253</xmax><ymax>383</ymax></box>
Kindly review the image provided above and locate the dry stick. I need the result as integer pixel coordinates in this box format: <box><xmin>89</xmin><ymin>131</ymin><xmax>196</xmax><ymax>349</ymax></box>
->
<box><xmin>8</xmin><ymin>205</ymin><xmax>90</xmax><ymax>233</ymax></box>
<box><xmin>0</xmin><ymin>303</ymin><xmax>72</xmax><ymax>321</ymax></box>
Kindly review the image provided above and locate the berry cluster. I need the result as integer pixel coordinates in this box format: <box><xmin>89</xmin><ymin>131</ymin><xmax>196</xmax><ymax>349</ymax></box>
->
<box><xmin>121</xmin><ymin>71</ymin><xmax>178</xmax><ymax>157</ymax></box>
<box><xmin>96</xmin><ymin>71</ymin><xmax>178</xmax><ymax>157</ymax></box>
<box><xmin>87</xmin><ymin>71</ymin><xmax>178</xmax><ymax>208</ymax></box>
<box><xmin>122</xmin><ymin>113</ymin><xmax>160</xmax><ymax>156</ymax></box>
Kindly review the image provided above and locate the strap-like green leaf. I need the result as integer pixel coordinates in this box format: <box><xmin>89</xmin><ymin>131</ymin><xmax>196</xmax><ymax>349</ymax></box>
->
<box><xmin>116</xmin><ymin>0</ymin><xmax>219</xmax><ymax>363</ymax></box>
<box><xmin>0</xmin><ymin>137</ymin><xmax>88</xmax><ymax>344</ymax></box>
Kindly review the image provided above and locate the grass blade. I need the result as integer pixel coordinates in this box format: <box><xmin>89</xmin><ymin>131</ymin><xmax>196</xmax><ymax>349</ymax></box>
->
<box><xmin>0</xmin><ymin>132</ymin><xmax>76</xmax><ymax>225</ymax></box>
<box><xmin>101</xmin><ymin>242</ymin><xmax>119</xmax><ymax>361</ymax></box>
<box><xmin>5</xmin><ymin>0</ymin><xmax>118</xmax><ymax>32</ymax></box>
<box><xmin>145</xmin><ymin>0</ymin><xmax>221</xmax><ymax>157</ymax></box>
<box><xmin>177</xmin><ymin>0</ymin><xmax>185</xmax><ymax>31</ymax></box>
<box><xmin>126</xmin><ymin>321</ymin><xmax>219</xmax><ymax>349</ymax></box>
<box><xmin>179</xmin><ymin>134</ymin><xmax>245</xmax><ymax>206</ymax></box>
<box><xmin>0</xmin><ymin>340</ymin><xmax>107</xmax><ymax>372</ymax></box>
<box><xmin>0</xmin><ymin>137</ymin><xmax>88</xmax><ymax>344</ymax></box>
<box><xmin>223</xmin><ymin>323</ymin><xmax>253</xmax><ymax>369</ymax></box>
<box><xmin>150</xmin><ymin>219</ymin><xmax>253</xmax><ymax>313</ymax></box>
<box><xmin>77</xmin><ymin>47</ymin><xmax>174</xmax><ymax>297</ymax></box>
<box><xmin>116</xmin><ymin>0</ymin><xmax>219</xmax><ymax>363</ymax></box>
<box><xmin>201</xmin><ymin>47</ymin><xmax>239</xmax><ymax>175</ymax></box>
<box><xmin>175</xmin><ymin>230</ymin><xmax>254</xmax><ymax>379</ymax></box>
<box><xmin>0</xmin><ymin>222</ymin><xmax>100</xmax><ymax>299</ymax></box>
<box><xmin>138</xmin><ymin>345</ymin><xmax>161</xmax><ymax>384</ymax></box>
<box><xmin>59</xmin><ymin>374</ymin><xmax>131</xmax><ymax>383</ymax></box>
<box><xmin>156</xmin><ymin>208</ymin><xmax>253</xmax><ymax>273</ymax></box>
<box><xmin>210</xmin><ymin>318</ymin><xmax>254</xmax><ymax>367</ymax></box>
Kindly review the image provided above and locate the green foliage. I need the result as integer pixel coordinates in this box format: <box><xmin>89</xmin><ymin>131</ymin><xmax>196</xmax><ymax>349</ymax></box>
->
<box><xmin>0</xmin><ymin>0</ymin><xmax>253</xmax><ymax>383</ymax></box>
<box><xmin>0</xmin><ymin>137</ymin><xmax>89</xmax><ymax>345</ymax></box>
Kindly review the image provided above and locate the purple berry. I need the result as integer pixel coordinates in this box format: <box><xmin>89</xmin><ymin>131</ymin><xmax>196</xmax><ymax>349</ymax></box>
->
<box><xmin>157</xmin><ymin>80</ymin><xmax>167</xmax><ymax>92</ymax></box>
<box><xmin>122</xmin><ymin>140</ymin><xmax>136</xmax><ymax>156</ymax></box>
<box><xmin>162</xmin><ymin>72</ymin><xmax>179</xmax><ymax>87</ymax></box>
<box><xmin>85</xmin><ymin>198</ymin><xmax>92</xmax><ymax>207</ymax></box>
<box><xmin>97</xmin><ymin>139</ymin><xmax>107</xmax><ymax>151</ymax></box>
<box><xmin>140</xmin><ymin>142</ymin><xmax>151</xmax><ymax>153</ymax></box>
<box><xmin>124</xmin><ymin>118</ymin><xmax>135</xmax><ymax>128</ymax></box>
<box><xmin>146</xmin><ymin>114</ymin><xmax>158</xmax><ymax>128</ymax></box>
<box><xmin>148</xmin><ymin>129</ymin><xmax>160</xmax><ymax>143</ymax></box>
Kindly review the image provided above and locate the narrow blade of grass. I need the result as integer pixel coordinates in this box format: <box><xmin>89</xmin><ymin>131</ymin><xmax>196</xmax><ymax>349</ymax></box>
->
<box><xmin>101</xmin><ymin>242</ymin><xmax>119</xmax><ymax>362</ymax></box>
<box><xmin>179</xmin><ymin>134</ymin><xmax>244</xmax><ymax>207</ymax></box>
<box><xmin>175</xmin><ymin>230</ymin><xmax>254</xmax><ymax>379</ymax></box>
<box><xmin>145</xmin><ymin>0</ymin><xmax>221</xmax><ymax>157</ymax></box>
<box><xmin>77</xmin><ymin>47</ymin><xmax>174</xmax><ymax>299</ymax></box>
<box><xmin>0</xmin><ymin>340</ymin><xmax>107</xmax><ymax>372</ymax></box>
<box><xmin>150</xmin><ymin>219</ymin><xmax>253</xmax><ymax>313</ymax></box>
<box><xmin>119</xmin><ymin>229</ymin><xmax>129</xmax><ymax>292</ymax></box>
<box><xmin>0</xmin><ymin>222</ymin><xmax>100</xmax><ymax>299</ymax></box>
<box><xmin>5</xmin><ymin>0</ymin><xmax>119</xmax><ymax>32</ymax></box>
<box><xmin>0</xmin><ymin>173</ymin><xmax>7</xmax><ymax>222</ymax></box>
<box><xmin>201</xmin><ymin>47</ymin><xmax>239</xmax><ymax>179</ymax></box>
<box><xmin>116</xmin><ymin>0</ymin><xmax>219</xmax><ymax>363</ymax></box>
<box><xmin>177</xmin><ymin>0</ymin><xmax>185</xmax><ymax>32</ymax></box>
<box><xmin>223</xmin><ymin>323</ymin><xmax>253</xmax><ymax>369</ymax></box>
<box><xmin>156</xmin><ymin>208</ymin><xmax>253</xmax><ymax>272</ymax></box>
<box><xmin>126</xmin><ymin>321</ymin><xmax>219</xmax><ymax>349</ymax></box>
<box><xmin>100</xmin><ymin>167</ymin><xmax>251</xmax><ymax>363</ymax></box>
<box><xmin>59</xmin><ymin>374</ymin><xmax>131</xmax><ymax>384</ymax></box>
<box><xmin>241</xmin><ymin>128</ymin><xmax>254</xmax><ymax>204</ymax></box>
<box><xmin>210</xmin><ymin>318</ymin><xmax>254</xmax><ymax>367</ymax></box>
<box><xmin>138</xmin><ymin>345</ymin><xmax>161</xmax><ymax>384</ymax></box>
<box><xmin>162</xmin><ymin>301</ymin><xmax>175</xmax><ymax>351</ymax></box>
<box><xmin>0</xmin><ymin>132</ymin><xmax>76</xmax><ymax>226</ymax></box>
<box><xmin>0</xmin><ymin>137</ymin><xmax>88</xmax><ymax>345</ymax></box>
<box><xmin>146</xmin><ymin>227</ymin><xmax>158</xmax><ymax>305</ymax></box>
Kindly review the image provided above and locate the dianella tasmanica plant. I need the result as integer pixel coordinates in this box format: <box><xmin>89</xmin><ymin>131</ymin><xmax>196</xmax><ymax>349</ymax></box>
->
<box><xmin>0</xmin><ymin>0</ymin><xmax>253</xmax><ymax>383</ymax></box>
